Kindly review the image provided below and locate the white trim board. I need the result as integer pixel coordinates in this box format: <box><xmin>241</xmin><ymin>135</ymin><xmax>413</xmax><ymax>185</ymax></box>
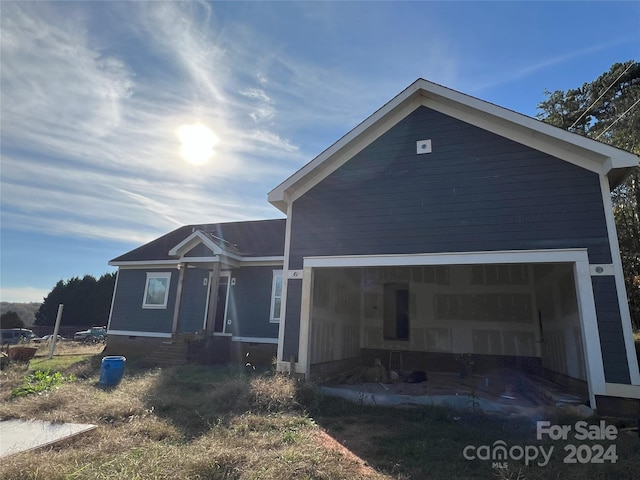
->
<box><xmin>599</xmin><ymin>176</ymin><xmax>640</xmax><ymax>385</ymax></box>
<box><xmin>605</xmin><ymin>383</ymin><xmax>640</xmax><ymax>399</ymax></box>
<box><xmin>232</xmin><ymin>336</ymin><xmax>278</xmax><ymax>344</ymax></box>
<box><xmin>276</xmin><ymin>202</ymin><xmax>294</xmax><ymax>365</ymax></box>
<box><xmin>110</xmin><ymin>257</ymin><xmax>283</xmax><ymax>268</ymax></box>
<box><xmin>169</xmin><ymin>230</ymin><xmax>222</xmax><ymax>257</ymax></box>
<box><xmin>240</xmin><ymin>257</ymin><xmax>284</xmax><ymax>266</ymax></box>
<box><xmin>110</xmin><ymin>261</ymin><xmax>179</xmax><ymax>268</ymax></box>
<box><xmin>107</xmin><ymin>330</ymin><xmax>172</xmax><ymax>338</ymax></box>
<box><xmin>303</xmin><ymin>248</ymin><xmax>591</xmax><ymax>268</ymax></box>
<box><xmin>106</xmin><ymin>269</ymin><xmax>120</xmax><ymax>332</ymax></box>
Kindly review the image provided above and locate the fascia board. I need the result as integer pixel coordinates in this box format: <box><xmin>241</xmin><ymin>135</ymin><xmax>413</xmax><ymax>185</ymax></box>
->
<box><xmin>417</xmin><ymin>80</ymin><xmax>638</xmax><ymax>166</ymax></box>
<box><xmin>168</xmin><ymin>231</ymin><xmax>222</xmax><ymax>257</ymax></box>
<box><xmin>109</xmin><ymin>260</ymin><xmax>180</xmax><ymax>268</ymax></box>
<box><xmin>421</xmin><ymin>95</ymin><xmax>604</xmax><ymax>174</ymax></box>
<box><xmin>108</xmin><ymin>254</ymin><xmax>278</xmax><ymax>269</ymax></box>
<box><xmin>238</xmin><ymin>256</ymin><xmax>284</xmax><ymax>267</ymax></box>
<box><xmin>302</xmin><ymin>248</ymin><xmax>589</xmax><ymax>268</ymax></box>
<box><xmin>176</xmin><ymin>254</ymin><xmax>242</xmax><ymax>267</ymax></box>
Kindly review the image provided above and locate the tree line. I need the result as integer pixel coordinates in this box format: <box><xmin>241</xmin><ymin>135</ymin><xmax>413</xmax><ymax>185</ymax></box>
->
<box><xmin>0</xmin><ymin>302</ymin><xmax>40</xmax><ymax>328</ymax></box>
<box><xmin>33</xmin><ymin>273</ymin><xmax>116</xmax><ymax>327</ymax></box>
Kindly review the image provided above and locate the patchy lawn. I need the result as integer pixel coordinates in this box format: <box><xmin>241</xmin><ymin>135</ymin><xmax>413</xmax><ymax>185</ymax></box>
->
<box><xmin>0</xmin><ymin>351</ymin><xmax>638</xmax><ymax>480</ymax></box>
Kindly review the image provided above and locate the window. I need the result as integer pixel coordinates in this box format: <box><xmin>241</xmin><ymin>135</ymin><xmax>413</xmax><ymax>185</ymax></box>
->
<box><xmin>270</xmin><ymin>270</ymin><xmax>283</xmax><ymax>322</ymax></box>
<box><xmin>142</xmin><ymin>272</ymin><xmax>171</xmax><ymax>309</ymax></box>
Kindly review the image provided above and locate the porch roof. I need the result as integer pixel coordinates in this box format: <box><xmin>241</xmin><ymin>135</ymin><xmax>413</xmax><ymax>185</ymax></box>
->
<box><xmin>109</xmin><ymin>218</ymin><xmax>286</xmax><ymax>264</ymax></box>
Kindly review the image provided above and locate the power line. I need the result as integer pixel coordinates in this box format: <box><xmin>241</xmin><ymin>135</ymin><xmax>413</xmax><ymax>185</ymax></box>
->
<box><xmin>595</xmin><ymin>97</ymin><xmax>640</xmax><ymax>140</ymax></box>
<box><xmin>569</xmin><ymin>62</ymin><xmax>634</xmax><ymax>131</ymax></box>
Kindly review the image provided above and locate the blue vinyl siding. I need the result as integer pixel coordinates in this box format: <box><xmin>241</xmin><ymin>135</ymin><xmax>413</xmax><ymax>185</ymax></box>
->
<box><xmin>226</xmin><ymin>266</ymin><xmax>280</xmax><ymax>339</ymax></box>
<box><xmin>179</xmin><ymin>267</ymin><xmax>210</xmax><ymax>333</ymax></box>
<box><xmin>283</xmin><ymin>280</ymin><xmax>302</xmax><ymax>361</ymax></box>
<box><xmin>591</xmin><ymin>277</ymin><xmax>631</xmax><ymax>384</ymax></box>
<box><xmin>288</xmin><ymin>106</ymin><xmax>610</xmax><ymax>270</ymax></box>
<box><xmin>111</xmin><ymin>266</ymin><xmax>280</xmax><ymax>340</ymax></box>
<box><xmin>110</xmin><ymin>269</ymin><xmax>177</xmax><ymax>333</ymax></box>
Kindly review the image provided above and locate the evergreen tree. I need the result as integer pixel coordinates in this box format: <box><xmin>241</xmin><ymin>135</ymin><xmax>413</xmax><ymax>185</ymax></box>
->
<box><xmin>34</xmin><ymin>273</ymin><xmax>116</xmax><ymax>327</ymax></box>
<box><xmin>1</xmin><ymin>311</ymin><xmax>25</xmax><ymax>329</ymax></box>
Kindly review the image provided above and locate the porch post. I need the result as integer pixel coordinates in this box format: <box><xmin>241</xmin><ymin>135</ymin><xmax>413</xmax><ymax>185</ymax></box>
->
<box><xmin>573</xmin><ymin>258</ymin><xmax>607</xmax><ymax>409</ymax></box>
<box><xmin>172</xmin><ymin>262</ymin><xmax>187</xmax><ymax>334</ymax></box>
<box><xmin>297</xmin><ymin>266</ymin><xmax>314</xmax><ymax>377</ymax></box>
<box><xmin>205</xmin><ymin>262</ymin><xmax>221</xmax><ymax>337</ymax></box>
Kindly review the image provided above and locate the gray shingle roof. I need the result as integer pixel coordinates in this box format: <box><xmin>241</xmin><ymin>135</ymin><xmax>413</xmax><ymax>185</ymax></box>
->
<box><xmin>110</xmin><ymin>218</ymin><xmax>285</xmax><ymax>262</ymax></box>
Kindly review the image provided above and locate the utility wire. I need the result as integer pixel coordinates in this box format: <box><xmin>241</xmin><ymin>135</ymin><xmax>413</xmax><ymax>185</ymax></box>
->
<box><xmin>569</xmin><ymin>62</ymin><xmax>634</xmax><ymax>131</ymax></box>
<box><xmin>595</xmin><ymin>97</ymin><xmax>640</xmax><ymax>140</ymax></box>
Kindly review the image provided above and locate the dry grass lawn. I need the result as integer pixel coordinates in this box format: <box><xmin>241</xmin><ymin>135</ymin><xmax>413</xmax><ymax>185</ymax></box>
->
<box><xmin>0</xmin><ymin>349</ymin><xmax>384</xmax><ymax>480</ymax></box>
<box><xmin>1</xmin><ymin>344</ymin><xmax>639</xmax><ymax>480</ymax></box>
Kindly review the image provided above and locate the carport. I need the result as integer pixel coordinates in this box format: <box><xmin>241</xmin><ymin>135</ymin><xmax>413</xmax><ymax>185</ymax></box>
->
<box><xmin>294</xmin><ymin>249</ymin><xmax>606</xmax><ymax>408</ymax></box>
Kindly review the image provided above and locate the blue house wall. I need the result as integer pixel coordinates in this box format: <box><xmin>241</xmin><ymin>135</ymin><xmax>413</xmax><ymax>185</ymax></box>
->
<box><xmin>109</xmin><ymin>268</ymin><xmax>177</xmax><ymax>334</ymax></box>
<box><xmin>179</xmin><ymin>267</ymin><xmax>210</xmax><ymax>333</ymax></box>
<box><xmin>227</xmin><ymin>266</ymin><xmax>280</xmax><ymax>339</ymax></box>
<box><xmin>110</xmin><ymin>265</ymin><xmax>281</xmax><ymax>341</ymax></box>
<box><xmin>282</xmin><ymin>106</ymin><xmax>629</xmax><ymax>383</ymax></box>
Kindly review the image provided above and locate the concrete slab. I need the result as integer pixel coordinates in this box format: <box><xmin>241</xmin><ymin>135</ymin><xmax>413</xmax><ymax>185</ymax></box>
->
<box><xmin>319</xmin><ymin>369</ymin><xmax>592</xmax><ymax>417</ymax></box>
<box><xmin>0</xmin><ymin>420</ymin><xmax>96</xmax><ymax>458</ymax></box>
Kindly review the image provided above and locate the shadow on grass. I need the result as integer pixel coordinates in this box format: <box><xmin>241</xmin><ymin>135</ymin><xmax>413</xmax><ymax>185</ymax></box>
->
<box><xmin>304</xmin><ymin>394</ymin><xmax>522</xmax><ymax>479</ymax></box>
<box><xmin>141</xmin><ymin>363</ymin><xmax>268</xmax><ymax>439</ymax></box>
<box><xmin>301</xmin><ymin>390</ymin><xmax>640</xmax><ymax>480</ymax></box>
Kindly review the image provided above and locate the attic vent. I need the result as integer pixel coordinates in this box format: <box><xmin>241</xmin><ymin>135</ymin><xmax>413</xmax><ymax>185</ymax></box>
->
<box><xmin>416</xmin><ymin>139</ymin><xmax>432</xmax><ymax>154</ymax></box>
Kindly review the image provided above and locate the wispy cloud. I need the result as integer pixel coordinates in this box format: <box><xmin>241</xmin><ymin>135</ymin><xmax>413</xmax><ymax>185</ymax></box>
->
<box><xmin>1</xmin><ymin>1</ymin><xmax>468</xmax><ymax>251</ymax></box>
<box><xmin>469</xmin><ymin>35</ymin><xmax>636</xmax><ymax>93</ymax></box>
<box><xmin>3</xmin><ymin>0</ymin><xmax>429</xmax><ymax>253</ymax></box>
<box><xmin>240</xmin><ymin>88</ymin><xmax>275</xmax><ymax>122</ymax></box>
<box><xmin>0</xmin><ymin>1</ymin><xmax>309</xmax><ymax>246</ymax></box>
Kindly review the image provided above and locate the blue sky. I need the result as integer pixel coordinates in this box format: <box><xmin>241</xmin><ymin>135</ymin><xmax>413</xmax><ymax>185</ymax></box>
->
<box><xmin>1</xmin><ymin>1</ymin><xmax>638</xmax><ymax>303</ymax></box>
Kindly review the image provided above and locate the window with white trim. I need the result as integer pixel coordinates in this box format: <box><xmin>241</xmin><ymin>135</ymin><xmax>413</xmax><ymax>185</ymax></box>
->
<box><xmin>142</xmin><ymin>272</ymin><xmax>171</xmax><ymax>309</ymax></box>
<box><xmin>270</xmin><ymin>270</ymin><xmax>283</xmax><ymax>322</ymax></box>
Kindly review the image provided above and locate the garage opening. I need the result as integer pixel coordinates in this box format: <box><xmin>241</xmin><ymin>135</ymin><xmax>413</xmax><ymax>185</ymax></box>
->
<box><xmin>307</xmin><ymin>262</ymin><xmax>589</xmax><ymax>406</ymax></box>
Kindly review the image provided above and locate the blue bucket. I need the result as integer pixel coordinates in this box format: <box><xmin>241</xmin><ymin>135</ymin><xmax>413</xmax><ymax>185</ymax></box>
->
<box><xmin>99</xmin><ymin>356</ymin><xmax>126</xmax><ymax>388</ymax></box>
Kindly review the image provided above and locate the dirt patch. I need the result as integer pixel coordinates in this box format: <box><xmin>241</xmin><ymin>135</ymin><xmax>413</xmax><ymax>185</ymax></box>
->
<box><xmin>312</xmin><ymin>428</ymin><xmax>382</xmax><ymax>478</ymax></box>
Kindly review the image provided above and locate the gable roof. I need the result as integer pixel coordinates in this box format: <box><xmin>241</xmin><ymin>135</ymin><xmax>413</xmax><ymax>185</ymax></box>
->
<box><xmin>268</xmin><ymin>78</ymin><xmax>639</xmax><ymax>213</ymax></box>
<box><xmin>168</xmin><ymin>230</ymin><xmax>244</xmax><ymax>258</ymax></box>
<box><xmin>109</xmin><ymin>218</ymin><xmax>286</xmax><ymax>265</ymax></box>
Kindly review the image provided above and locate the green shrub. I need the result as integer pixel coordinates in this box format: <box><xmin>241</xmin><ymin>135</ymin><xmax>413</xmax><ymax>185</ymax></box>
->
<box><xmin>11</xmin><ymin>368</ymin><xmax>74</xmax><ymax>397</ymax></box>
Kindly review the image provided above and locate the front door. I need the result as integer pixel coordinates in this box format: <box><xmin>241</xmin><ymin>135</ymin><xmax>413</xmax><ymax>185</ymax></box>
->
<box><xmin>203</xmin><ymin>272</ymin><xmax>230</xmax><ymax>333</ymax></box>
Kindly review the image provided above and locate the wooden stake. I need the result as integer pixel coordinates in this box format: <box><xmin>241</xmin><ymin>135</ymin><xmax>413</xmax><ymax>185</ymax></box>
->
<box><xmin>48</xmin><ymin>304</ymin><xmax>63</xmax><ymax>359</ymax></box>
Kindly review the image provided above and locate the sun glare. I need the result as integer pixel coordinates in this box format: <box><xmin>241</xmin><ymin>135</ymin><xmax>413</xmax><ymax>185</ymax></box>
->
<box><xmin>177</xmin><ymin>124</ymin><xmax>218</xmax><ymax>165</ymax></box>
